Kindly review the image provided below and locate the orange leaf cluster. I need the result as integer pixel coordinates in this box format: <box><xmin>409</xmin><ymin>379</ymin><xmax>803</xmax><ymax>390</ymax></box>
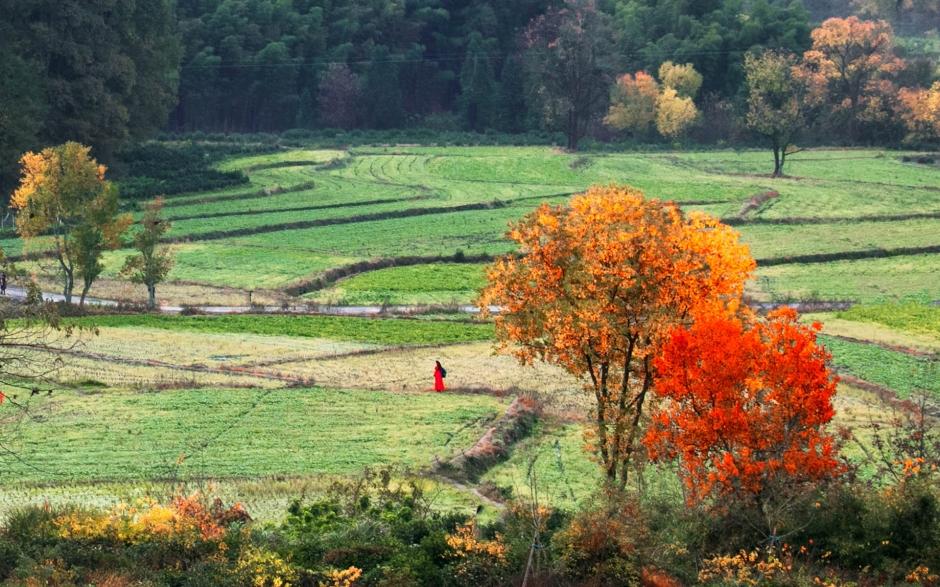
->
<box><xmin>479</xmin><ymin>185</ymin><xmax>754</xmax><ymax>485</ymax></box>
<box><xmin>644</xmin><ymin>308</ymin><xmax>840</xmax><ymax>503</ymax></box>
<box><xmin>899</xmin><ymin>82</ymin><xmax>940</xmax><ymax>143</ymax></box>
<box><xmin>604</xmin><ymin>71</ymin><xmax>660</xmax><ymax>134</ymax></box>
<box><xmin>481</xmin><ymin>185</ymin><xmax>753</xmax><ymax>375</ymax></box>
<box><xmin>798</xmin><ymin>17</ymin><xmax>904</xmax><ymax>122</ymax></box>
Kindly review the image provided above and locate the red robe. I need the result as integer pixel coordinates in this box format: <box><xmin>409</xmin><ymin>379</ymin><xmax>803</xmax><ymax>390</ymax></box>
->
<box><xmin>434</xmin><ymin>366</ymin><xmax>446</xmax><ymax>392</ymax></box>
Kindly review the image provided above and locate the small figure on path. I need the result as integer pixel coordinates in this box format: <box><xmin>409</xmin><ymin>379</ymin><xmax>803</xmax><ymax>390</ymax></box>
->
<box><xmin>1</xmin><ymin>272</ymin><xmax>7</xmax><ymax>296</ymax></box>
<box><xmin>434</xmin><ymin>360</ymin><xmax>447</xmax><ymax>392</ymax></box>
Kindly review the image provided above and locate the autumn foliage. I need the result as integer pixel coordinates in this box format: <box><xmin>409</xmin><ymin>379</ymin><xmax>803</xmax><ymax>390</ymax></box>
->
<box><xmin>480</xmin><ymin>185</ymin><xmax>754</xmax><ymax>487</ymax></box>
<box><xmin>12</xmin><ymin>142</ymin><xmax>131</xmax><ymax>304</ymax></box>
<box><xmin>798</xmin><ymin>17</ymin><xmax>904</xmax><ymax>136</ymax></box>
<box><xmin>899</xmin><ymin>82</ymin><xmax>940</xmax><ymax>144</ymax></box>
<box><xmin>644</xmin><ymin>308</ymin><xmax>840</xmax><ymax>505</ymax></box>
<box><xmin>605</xmin><ymin>62</ymin><xmax>701</xmax><ymax>139</ymax></box>
<box><xmin>604</xmin><ymin>71</ymin><xmax>660</xmax><ymax>136</ymax></box>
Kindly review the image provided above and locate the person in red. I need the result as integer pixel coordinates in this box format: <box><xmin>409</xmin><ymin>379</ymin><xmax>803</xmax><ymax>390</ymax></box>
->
<box><xmin>433</xmin><ymin>360</ymin><xmax>446</xmax><ymax>392</ymax></box>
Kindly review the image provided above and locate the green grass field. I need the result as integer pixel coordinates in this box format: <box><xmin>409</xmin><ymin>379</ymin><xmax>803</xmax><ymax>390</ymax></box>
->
<box><xmin>308</xmin><ymin>263</ymin><xmax>489</xmax><ymax>305</ymax></box>
<box><xmin>819</xmin><ymin>334</ymin><xmax>938</xmax><ymax>399</ymax></box>
<box><xmin>9</xmin><ymin>145</ymin><xmax>935</xmax><ymax>306</ymax></box>
<box><xmin>0</xmin><ymin>386</ymin><xmax>507</xmax><ymax>520</ymax></box>
<box><xmin>836</xmin><ymin>303</ymin><xmax>940</xmax><ymax>339</ymax></box>
<box><xmin>2</xmin><ymin>142</ymin><xmax>938</xmax><ymax>521</ymax></box>
<box><xmin>67</xmin><ymin>314</ymin><xmax>494</xmax><ymax>345</ymax></box>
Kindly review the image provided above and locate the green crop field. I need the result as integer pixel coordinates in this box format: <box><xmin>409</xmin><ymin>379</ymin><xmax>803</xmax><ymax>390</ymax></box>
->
<box><xmin>9</xmin><ymin>145</ymin><xmax>937</xmax><ymax>306</ymax></box>
<box><xmin>2</xmin><ymin>142</ymin><xmax>938</xmax><ymax>523</ymax></box>
<box><xmin>0</xmin><ymin>386</ymin><xmax>507</xmax><ymax>520</ymax></box>
<box><xmin>309</xmin><ymin>263</ymin><xmax>490</xmax><ymax>305</ymax></box>
<box><xmin>836</xmin><ymin>303</ymin><xmax>940</xmax><ymax>339</ymax></box>
<box><xmin>820</xmin><ymin>334</ymin><xmax>938</xmax><ymax>399</ymax></box>
<box><xmin>67</xmin><ymin>314</ymin><xmax>494</xmax><ymax>345</ymax></box>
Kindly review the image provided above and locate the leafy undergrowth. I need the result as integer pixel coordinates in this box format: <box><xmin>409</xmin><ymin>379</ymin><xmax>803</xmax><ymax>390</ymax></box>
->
<box><xmin>67</xmin><ymin>313</ymin><xmax>494</xmax><ymax>345</ymax></box>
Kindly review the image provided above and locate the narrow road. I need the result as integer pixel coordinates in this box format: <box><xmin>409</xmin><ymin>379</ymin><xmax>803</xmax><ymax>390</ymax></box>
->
<box><xmin>3</xmin><ymin>284</ymin><xmax>496</xmax><ymax>315</ymax></box>
<box><xmin>4</xmin><ymin>284</ymin><xmax>861</xmax><ymax>317</ymax></box>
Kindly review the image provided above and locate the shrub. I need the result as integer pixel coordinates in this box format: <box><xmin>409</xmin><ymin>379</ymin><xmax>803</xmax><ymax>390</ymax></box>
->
<box><xmin>444</xmin><ymin>521</ymin><xmax>509</xmax><ymax>587</ymax></box>
<box><xmin>551</xmin><ymin>498</ymin><xmax>647</xmax><ymax>584</ymax></box>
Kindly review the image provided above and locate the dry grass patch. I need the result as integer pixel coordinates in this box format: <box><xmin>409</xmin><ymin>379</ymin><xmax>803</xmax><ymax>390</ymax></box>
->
<box><xmin>77</xmin><ymin>327</ymin><xmax>382</xmax><ymax>370</ymax></box>
<box><xmin>273</xmin><ymin>341</ymin><xmax>586</xmax><ymax>413</ymax></box>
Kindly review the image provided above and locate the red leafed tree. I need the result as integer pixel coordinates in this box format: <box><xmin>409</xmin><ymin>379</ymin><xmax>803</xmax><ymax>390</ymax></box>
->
<box><xmin>644</xmin><ymin>308</ymin><xmax>840</xmax><ymax>527</ymax></box>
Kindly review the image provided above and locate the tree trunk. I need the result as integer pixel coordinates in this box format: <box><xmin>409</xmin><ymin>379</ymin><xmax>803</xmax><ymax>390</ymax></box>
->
<box><xmin>772</xmin><ymin>145</ymin><xmax>782</xmax><ymax>177</ymax></box>
<box><xmin>147</xmin><ymin>283</ymin><xmax>157</xmax><ymax>310</ymax></box>
<box><xmin>62</xmin><ymin>270</ymin><xmax>73</xmax><ymax>304</ymax></box>
<box><xmin>567</xmin><ymin>108</ymin><xmax>579</xmax><ymax>151</ymax></box>
<box><xmin>79</xmin><ymin>278</ymin><xmax>92</xmax><ymax>306</ymax></box>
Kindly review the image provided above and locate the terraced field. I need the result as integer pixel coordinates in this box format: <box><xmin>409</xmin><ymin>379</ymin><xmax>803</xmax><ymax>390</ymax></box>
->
<box><xmin>9</xmin><ymin>145</ymin><xmax>937</xmax><ymax>305</ymax></box>
<box><xmin>2</xmin><ymin>143</ymin><xmax>938</xmax><ymax>521</ymax></box>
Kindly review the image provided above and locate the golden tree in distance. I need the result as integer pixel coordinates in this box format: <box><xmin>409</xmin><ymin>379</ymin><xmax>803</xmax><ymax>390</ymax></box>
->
<box><xmin>798</xmin><ymin>17</ymin><xmax>904</xmax><ymax>138</ymax></box>
<box><xmin>12</xmin><ymin>142</ymin><xmax>131</xmax><ymax>304</ymax></box>
<box><xmin>479</xmin><ymin>186</ymin><xmax>755</xmax><ymax>489</ymax></box>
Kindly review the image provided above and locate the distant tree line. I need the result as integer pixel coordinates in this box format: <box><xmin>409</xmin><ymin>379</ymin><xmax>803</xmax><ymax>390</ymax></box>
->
<box><xmin>1</xmin><ymin>0</ymin><xmax>938</xmax><ymax>190</ymax></box>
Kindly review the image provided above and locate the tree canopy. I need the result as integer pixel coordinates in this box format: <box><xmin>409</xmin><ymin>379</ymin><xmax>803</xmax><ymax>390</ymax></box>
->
<box><xmin>479</xmin><ymin>185</ymin><xmax>754</xmax><ymax>488</ymax></box>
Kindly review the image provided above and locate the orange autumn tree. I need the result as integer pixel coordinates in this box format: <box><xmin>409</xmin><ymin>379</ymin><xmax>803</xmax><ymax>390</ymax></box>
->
<box><xmin>798</xmin><ymin>17</ymin><xmax>905</xmax><ymax>139</ymax></box>
<box><xmin>898</xmin><ymin>82</ymin><xmax>940</xmax><ymax>144</ymax></box>
<box><xmin>479</xmin><ymin>186</ymin><xmax>754</xmax><ymax>488</ymax></box>
<box><xmin>644</xmin><ymin>308</ymin><xmax>840</xmax><ymax>517</ymax></box>
<box><xmin>604</xmin><ymin>71</ymin><xmax>660</xmax><ymax>137</ymax></box>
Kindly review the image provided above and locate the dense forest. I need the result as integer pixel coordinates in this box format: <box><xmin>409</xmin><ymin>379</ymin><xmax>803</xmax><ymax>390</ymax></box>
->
<box><xmin>0</xmin><ymin>0</ymin><xmax>938</xmax><ymax>188</ymax></box>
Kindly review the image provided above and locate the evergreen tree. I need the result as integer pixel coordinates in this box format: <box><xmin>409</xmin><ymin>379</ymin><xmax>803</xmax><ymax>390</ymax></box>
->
<box><xmin>362</xmin><ymin>45</ymin><xmax>404</xmax><ymax>129</ymax></box>
<box><xmin>459</xmin><ymin>33</ymin><xmax>501</xmax><ymax>131</ymax></box>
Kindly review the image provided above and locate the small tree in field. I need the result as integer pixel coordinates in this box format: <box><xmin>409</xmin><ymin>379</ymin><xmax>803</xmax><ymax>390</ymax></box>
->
<box><xmin>479</xmin><ymin>186</ymin><xmax>754</xmax><ymax>489</ymax></box>
<box><xmin>12</xmin><ymin>142</ymin><xmax>131</xmax><ymax>304</ymax></box>
<box><xmin>745</xmin><ymin>50</ymin><xmax>808</xmax><ymax>177</ymax></box>
<box><xmin>645</xmin><ymin>308</ymin><xmax>840</xmax><ymax>533</ymax></box>
<box><xmin>121</xmin><ymin>198</ymin><xmax>173</xmax><ymax>310</ymax></box>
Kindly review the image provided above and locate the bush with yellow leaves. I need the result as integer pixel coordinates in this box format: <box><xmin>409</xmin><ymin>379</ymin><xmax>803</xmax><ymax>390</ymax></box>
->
<box><xmin>698</xmin><ymin>547</ymin><xmax>795</xmax><ymax>586</ymax></box>
<box><xmin>235</xmin><ymin>546</ymin><xmax>299</xmax><ymax>587</ymax></box>
<box><xmin>445</xmin><ymin>520</ymin><xmax>509</xmax><ymax>587</ymax></box>
<box><xmin>53</xmin><ymin>493</ymin><xmax>246</xmax><ymax>547</ymax></box>
<box><xmin>319</xmin><ymin>566</ymin><xmax>362</xmax><ymax>587</ymax></box>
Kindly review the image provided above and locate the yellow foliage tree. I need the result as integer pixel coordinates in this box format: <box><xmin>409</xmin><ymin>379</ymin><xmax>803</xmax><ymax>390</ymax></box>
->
<box><xmin>658</xmin><ymin>61</ymin><xmax>703</xmax><ymax>99</ymax></box>
<box><xmin>899</xmin><ymin>82</ymin><xmax>940</xmax><ymax>144</ymax></box>
<box><xmin>744</xmin><ymin>50</ymin><xmax>808</xmax><ymax>177</ymax></box>
<box><xmin>655</xmin><ymin>87</ymin><xmax>699</xmax><ymax>139</ymax></box>
<box><xmin>604</xmin><ymin>71</ymin><xmax>660</xmax><ymax>136</ymax></box>
<box><xmin>12</xmin><ymin>142</ymin><xmax>131</xmax><ymax>304</ymax></box>
<box><xmin>479</xmin><ymin>186</ymin><xmax>754</xmax><ymax>488</ymax></box>
<box><xmin>606</xmin><ymin>63</ymin><xmax>701</xmax><ymax>139</ymax></box>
